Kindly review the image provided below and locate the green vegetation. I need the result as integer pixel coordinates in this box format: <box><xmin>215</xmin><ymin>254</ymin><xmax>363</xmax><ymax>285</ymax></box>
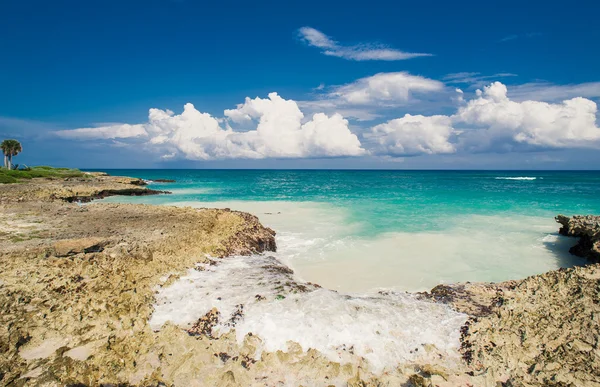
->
<box><xmin>1</xmin><ymin>139</ymin><xmax>23</xmax><ymax>170</ymax></box>
<box><xmin>0</xmin><ymin>166</ymin><xmax>85</xmax><ymax>184</ymax></box>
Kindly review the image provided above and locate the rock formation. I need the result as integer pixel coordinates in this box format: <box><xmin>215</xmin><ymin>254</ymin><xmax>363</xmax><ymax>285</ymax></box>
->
<box><xmin>556</xmin><ymin>214</ymin><xmax>600</xmax><ymax>262</ymax></box>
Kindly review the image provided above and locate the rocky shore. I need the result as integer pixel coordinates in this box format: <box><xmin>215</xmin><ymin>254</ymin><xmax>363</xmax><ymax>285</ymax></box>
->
<box><xmin>0</xmin><ymin>172</ymin><xmax>168</xmax><ymax>204</ymax></box>
<box><xmin>556</xmin><ymin>214</ymin><xmax>600</xmax><ymax>262</ymax></box>
<box><xmin>1</xmin><ymin>174</ymin><xmax>599</xmax><ymax>386</ymax></box>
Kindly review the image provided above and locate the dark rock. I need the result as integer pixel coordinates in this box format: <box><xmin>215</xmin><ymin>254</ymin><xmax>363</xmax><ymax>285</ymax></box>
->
<box><xmin>64</xmin><ymin>188</ymin><xmax>170</xmax><ymax>203</ymax></box>
<box><xmin>187</xmin><ymin>308</ymin><xmax>220</xmax><ymax>338</ymax></box>
<box><xmin>556</xmin><ymin>215</ymin><xmax>600</xmax><ymax>262</ymax></box>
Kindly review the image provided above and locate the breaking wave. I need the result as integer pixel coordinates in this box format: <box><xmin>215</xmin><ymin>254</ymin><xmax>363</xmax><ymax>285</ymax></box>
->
<box><xmin>495</xmin><ymin>177</ymin><xmax>537</xmax><ymax>180</ymax></box>
<box><xmin>149</xmin><ymin>255</ymin><xmax>467</xmax><ymax>373</ymax></box>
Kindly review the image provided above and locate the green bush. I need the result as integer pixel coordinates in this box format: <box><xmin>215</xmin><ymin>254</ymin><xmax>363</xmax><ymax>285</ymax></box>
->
<box><xmin>0</xmin><ymin>174</ymin><xmax>18</xmax><ymax>184</ymax></box>
<box><xmin>3</xmin><ymin>170</ymin><xmax>33</xmax><ymax>179</ymax></box>
<box><xmin>0</xmin><ymin>166</ymin><xmax>84</xmax><ymax>183</ymax></box>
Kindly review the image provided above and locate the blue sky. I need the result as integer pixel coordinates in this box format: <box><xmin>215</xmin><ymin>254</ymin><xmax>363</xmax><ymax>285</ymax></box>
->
<box><xmin>1</xmin><ymin>0</ymin><xmax>600</xmax><ymax>169</ymax></box>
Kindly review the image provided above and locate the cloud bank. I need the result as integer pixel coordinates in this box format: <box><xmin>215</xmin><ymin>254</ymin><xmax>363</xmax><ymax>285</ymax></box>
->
<box><xmin>298</xmin><ymin>27</ymin><xmax>431</xmax><ymax>61</ymax></box>
<box><xmin>368</xmin><ymin>82</ymin><xmax>600</xmax><ymax>155</ymax></box>
<box><xmin>55</xmin><ymin>80</ymin><xmax>600</xmax><ymax>161</ymax></box>
<box><xmin>56</xmin><ymin>93</ymin><xmax>364</xmax><ymax>160</ymax></box>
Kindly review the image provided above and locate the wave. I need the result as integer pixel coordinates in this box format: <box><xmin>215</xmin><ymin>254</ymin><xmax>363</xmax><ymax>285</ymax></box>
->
<box><xmin>495</xmin><ymin>177</ymin><xmax>537</xmax><ymax>181</ymax></box>
<box><xmin>150</xmin><ymin>255</ymin><xmax>466</xmax><ymax>373</ymax></box>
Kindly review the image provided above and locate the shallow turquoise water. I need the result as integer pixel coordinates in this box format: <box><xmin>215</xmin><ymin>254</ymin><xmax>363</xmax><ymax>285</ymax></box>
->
<box><xmin>99</xmin><ymin>170</ymin><xmax>600</xmax><ymax>232</ymax></box>
<box><xmin>97</xmin><ymin>170</ymin><xmax>600</xmax><ymax>291</ymax></box>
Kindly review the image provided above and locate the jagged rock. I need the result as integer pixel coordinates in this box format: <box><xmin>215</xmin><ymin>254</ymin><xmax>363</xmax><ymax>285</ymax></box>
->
<box><xmin>556</xmin><ymin>214</ymin><xmax>600</xmax><ymax>262</ymax></box>
<box><xmin>187</xmin><ymin>308</ymin><xmax>220</xmax><ymax>338</ymax></box>
<box><xmin>129</xmin><ymin>178</ymin><xmax>148</xmax><ymax>186</ymax></box>
<box><xmin>460</xmin><ymin>264</ymin><xmax>600</xmax><ymax>386</ymax></box>
<box><xmin>419</xmin><ymin>281</ymin><xmax>517</xmax><ymax>317</ymax></box>
<box><xmin>0</xmin><ymin>173</ymin><xmax>168</xmax><ymax>203</ymax></box>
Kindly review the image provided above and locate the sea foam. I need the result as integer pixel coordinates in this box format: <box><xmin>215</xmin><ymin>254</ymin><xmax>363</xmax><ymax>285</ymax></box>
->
<box><xmin>150</xmin><ymin>255</ymin><xmax>467</xmax><ymax>373</ymax></box>
<box><xmin>494</xmin><ymin>176</ymin><xmax>537</xmax><ymax>180</ymax></box>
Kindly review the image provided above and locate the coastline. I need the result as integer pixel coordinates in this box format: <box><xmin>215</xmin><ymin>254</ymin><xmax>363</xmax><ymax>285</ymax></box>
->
<box><xmin>1</xmin><ymin>173</ymin><xmax>599</xmax><ymax>386</ymax></box>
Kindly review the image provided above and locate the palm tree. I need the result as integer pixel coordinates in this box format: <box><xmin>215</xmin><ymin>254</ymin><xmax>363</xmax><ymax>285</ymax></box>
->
<box><xmin>1</xmin><ymin>139</ymin><xmax>23</xmax><ymax>170</ymax></box>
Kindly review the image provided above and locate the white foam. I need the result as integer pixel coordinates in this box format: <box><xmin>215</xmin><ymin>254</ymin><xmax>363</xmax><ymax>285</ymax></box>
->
<box><xmin>494</xmin><ymin>176</ymin><xmax>537</xmax><ymax>180</ymax></box>
<box><xmin>150</xmin><ymin>255</ymin><xmax>466</xmax><ymax>373</ymax></box>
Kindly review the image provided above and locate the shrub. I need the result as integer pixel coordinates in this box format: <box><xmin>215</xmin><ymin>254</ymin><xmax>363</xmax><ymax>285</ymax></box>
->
<box><xmin>0</xmin><ymin>166</ymin><xmax>84</xmax><ymax>183</ymax></box>
<box><xmin>0</xmin><ymin>174</ymin><xmax>18</xmax><ymax>184</ymax></box>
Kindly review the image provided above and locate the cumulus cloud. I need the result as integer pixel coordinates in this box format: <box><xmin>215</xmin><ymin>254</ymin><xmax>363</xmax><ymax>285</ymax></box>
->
<box><xmin>299</xmin><ymin>72</ymin><xmax>446</xmax><ymax>121</ymax></box>
<box><xmin>456</xmin><ymin>82</ymin><xmax>600</xmax><ymax>150</ymax></box>
<box><xmin>368</xmin><ymin>81</ymin><xmax>600</xmax><ymax>156</ymax></box>
<box><xmin>367</xmin><ymin>115</ymin><xmax>456</xmax><ymax>156</ymax></box>
<box><xmin>298</xmin><ymin>27</ymin><xmax>431</xmax><ymax>61</ymax></box>
<box><xmin>329</xmin><ymin>72</ymin><xmax>444</xmax><ymax>105</ymax></box>
<box><xmin>54</xmin><ymin>81</ymin><xmax>600</xmax><ymax>161</ymax></box>
<box><xmin>56</xmin><ymin>93</ymin><xmax>365</xmax><ymax>160</ymax></box>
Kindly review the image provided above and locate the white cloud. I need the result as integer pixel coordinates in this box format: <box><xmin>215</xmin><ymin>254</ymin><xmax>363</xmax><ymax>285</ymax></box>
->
<box><xmin>367</xmin><ymin>115</ymin><xmax>456</xmax><ymax>156</ymax></box>
<box><xmin>53</xmin><ymin>80</ymin><xmax>600</xmax><ymax>161</ymax></box>
<box><xmin>299</xmin><ymin>72</ymin><xmax>446</xmax><ymax>121</ymax></box>
<box><xmin>56</xmin><ymin>93</ymin><xmax>365</xmax><ymax>160</ymax></box>
<box><xmin>55</xmin><ymin>124</ymin><xmax>147</xmax><ymax>140</ymax></box>
<box><xmin>329</xmin><ymin>72</ymin><xmax>444</xmax><ymax>105</ymax></box>
<box><xmin>368</xmin><ymin>81</ymin><xmax>600</xmax><ymax>157</ymax></box>
<box><xmin>456</xmin><ymin>82</ymin><xmax>600</xmax><ymax>150</ymax></box>
<box><xmin>298</xmin><ymin>27</ymin><xmax>431</xmax><ymax>61</ymax></box>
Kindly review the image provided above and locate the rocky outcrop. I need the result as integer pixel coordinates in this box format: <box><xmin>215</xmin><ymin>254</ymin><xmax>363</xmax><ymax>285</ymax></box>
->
<box><xmin>458</xmin><ymin>264</ymin><xmax>600</xmax><ymax>386</ymax></box>
<box><xmin>0</xmin><ymin>200</ymin><xmax>277</xmax><ymax>386</ymax></box>
<box><xmin>419</xmin><ymin>281</ymin><xmax>517</xmax><ymax>317</ymax></box>
<box><xmin>62</xmin><ymin>187</ymin><xmax>169</xmax><ymax>203</ymax></box>
<box><xmin>0</xmin><ymin>174</ymin><xmax>168</xmax><ymax>203</ymax></box>
<box><xmin>556</xmin><ymin>214</ymin><xmax>600</xmax><ymax>262</ymax></box>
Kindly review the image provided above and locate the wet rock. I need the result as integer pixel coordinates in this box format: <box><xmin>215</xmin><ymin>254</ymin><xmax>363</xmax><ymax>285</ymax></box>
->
<box><xmin>187</xmin><ymin>308</ymin><xmax>221</xmax><ymax>338</ymax></box>
<box><xmin>420</xmin><ymin>282</ymin><xmax>516</xmax><ymax>317</ymax></box>
<box><xmin>129</xmin><ymin>178</ymin><xmax>147</xmax><ymax>186</ymax></box>
<box><xmin>556</xmin><ymin>214</ymin><xmax>600</xmax><ymax>262</ymax></box>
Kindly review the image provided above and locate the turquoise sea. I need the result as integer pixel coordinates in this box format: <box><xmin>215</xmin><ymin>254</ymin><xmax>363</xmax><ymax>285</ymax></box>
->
<box><xmin>99</xmin><ymin>170</ymin><xmax>600</xmax><ymax>292</ymax></box>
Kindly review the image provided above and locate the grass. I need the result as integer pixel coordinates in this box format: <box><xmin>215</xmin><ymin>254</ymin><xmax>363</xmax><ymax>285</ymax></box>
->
<box><xmin>0</xmin><ymin>166</ymin><xmax>86</xmax><ymax>184</ymax></box>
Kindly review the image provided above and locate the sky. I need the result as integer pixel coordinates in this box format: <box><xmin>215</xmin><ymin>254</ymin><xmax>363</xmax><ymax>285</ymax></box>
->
<box><xmin>1</xmin><ymin>0</ymin><xmax>600</xmax><ymax>169</ymax></box>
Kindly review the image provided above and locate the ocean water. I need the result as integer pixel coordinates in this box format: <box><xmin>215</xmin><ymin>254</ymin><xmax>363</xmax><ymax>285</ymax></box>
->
<box><xmin>99</xmin><ymin>169</ymin><xmax>600</xmax><ymax>373</ymax></box>
<box><xmin>100</xmin><ymin>169</ymin><xmax>599</xmax><ymax>292</ymax></box>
